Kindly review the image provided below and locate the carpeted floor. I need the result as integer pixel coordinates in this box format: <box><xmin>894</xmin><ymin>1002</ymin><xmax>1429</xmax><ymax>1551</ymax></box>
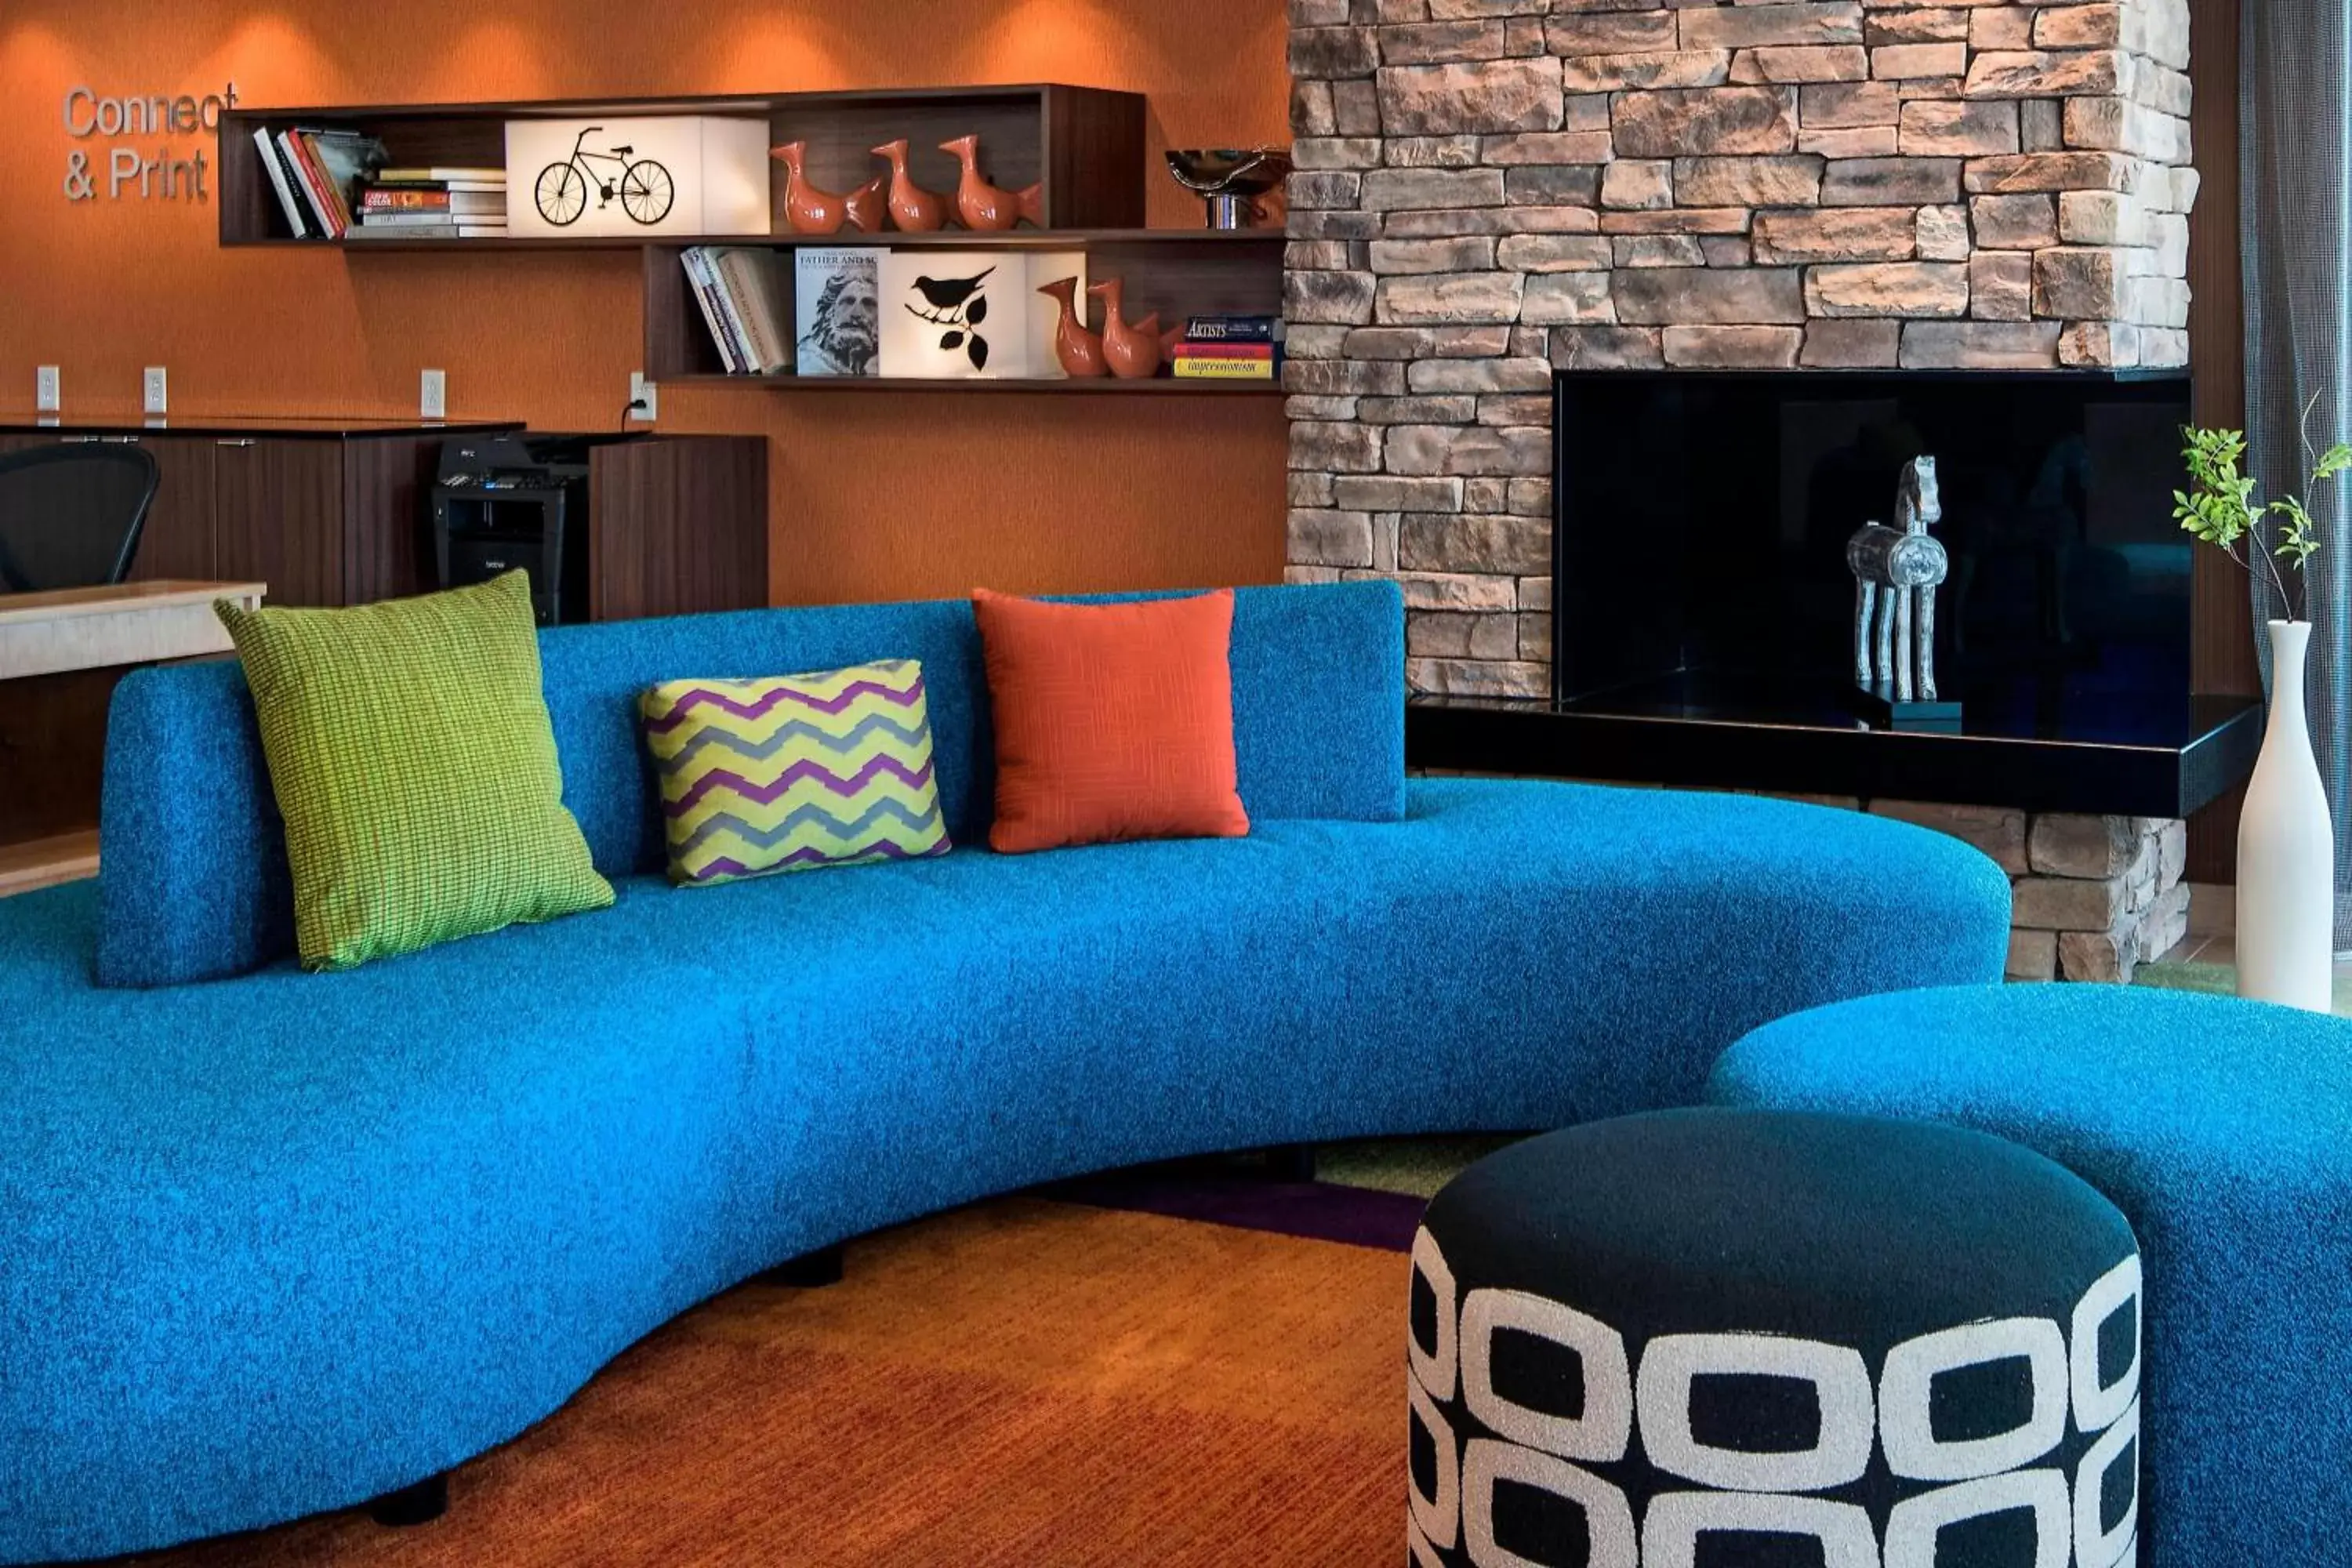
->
<box><xmin>108</xmin><ymin>1180</ymin><xmax>1435</xmax><ymax>1568</ymax></box>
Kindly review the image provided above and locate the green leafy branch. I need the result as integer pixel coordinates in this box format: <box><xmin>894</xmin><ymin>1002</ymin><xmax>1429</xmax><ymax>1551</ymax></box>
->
<box><xmin>2175</xmin><ymin>394</ymin><xmax>2348</xmax><ymax>622</ymax></box>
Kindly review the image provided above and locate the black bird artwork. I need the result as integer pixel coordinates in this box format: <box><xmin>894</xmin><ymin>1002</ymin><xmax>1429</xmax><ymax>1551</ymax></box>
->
<box><xmin>903</xmin><ymin>268</ymin><xmax>995</xmax><ymax>370</ymax></box>
<box><xmin>910</xmin><ymin>269</ymin><xmax>993</xmax><ymax>310</ymax></box>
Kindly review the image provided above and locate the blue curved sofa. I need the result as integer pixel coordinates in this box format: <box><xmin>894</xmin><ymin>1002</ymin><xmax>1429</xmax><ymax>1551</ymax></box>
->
<box><xmin>0</xmin><ymin>581</ymin><xmax>2012</xmax><ymax>1563</ymax></box>
<box><xmin>1709</xmin><ymin>984</ymin><xmax>2352</xmax><ymax>1568</ymax></box>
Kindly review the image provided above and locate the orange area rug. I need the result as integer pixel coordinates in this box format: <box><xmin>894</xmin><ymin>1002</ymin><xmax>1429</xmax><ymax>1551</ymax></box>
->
<box><xmin>115</xmin><ymin>1199</ymin><xmax>1410</xmax><ymax>1567</ymax></box>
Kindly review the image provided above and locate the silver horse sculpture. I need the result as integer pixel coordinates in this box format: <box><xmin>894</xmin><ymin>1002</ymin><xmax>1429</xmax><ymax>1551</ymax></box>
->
<box><xmin>1846</xmin><ymin>456</ymin><xmax>1947</xmax><ymax>702</ymax></box>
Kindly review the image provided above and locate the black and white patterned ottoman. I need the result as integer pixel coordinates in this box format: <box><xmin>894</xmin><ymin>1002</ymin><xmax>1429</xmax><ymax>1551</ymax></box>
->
<box><xmin>1407</xmin><ymin>1109</ymin><xmax>2143</xmax><ymax>1568</ymax></box>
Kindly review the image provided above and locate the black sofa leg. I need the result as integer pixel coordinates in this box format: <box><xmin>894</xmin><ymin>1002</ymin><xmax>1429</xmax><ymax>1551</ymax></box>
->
<box><xmin>1265</xmin><ymin>1144</ymin><xmax>1317</xmax><ymax>1182</ymax></box>
<box><xmin>757</xmin><ymin>1244</ymin><xmax>844</xmax><ymax>1288</ymax></box>
<box><xmin>366</xmin><ymin>1472</ymin><xmax>448</xmax><ymax>1528</ymax></box>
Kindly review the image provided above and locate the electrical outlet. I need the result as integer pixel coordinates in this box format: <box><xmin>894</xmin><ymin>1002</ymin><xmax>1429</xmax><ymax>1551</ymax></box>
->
<box><xmin>34</xmin><ymin>367</ymin><xmax>59</xmax><ymax>412</ymax></box>
<box><xmin>142</xmin><ymin>366</ymin><xmax>168</xmax><ymax>416</ymax></box>
<box><xmin>628</xmin><ymin>371</ymin><xmax>657</xmax><ymax>423</ymax></box>
<box><xmin>419</xmin><ymin>369</ymin><xmax>448</xmax><ymax>421</ymax></box>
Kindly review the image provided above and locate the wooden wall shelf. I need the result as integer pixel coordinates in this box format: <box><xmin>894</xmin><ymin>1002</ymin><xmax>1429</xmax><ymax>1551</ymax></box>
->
<box><xmin>219</xmin><ymin>84</ymin><xmax>1146</xmax><ymax>247</ymax></box>
<box><xmin>270</xmin><ymin>228</ymin><xmax>1285</xmax><ymax>255</ymax></box>
<box><xmin>218</xmin><ymin>85</ymin><xmax>1283</xmax><ymax>400</ymax></box>
<box><xmin>642</xmin><ymin>229</ymin><xmax>1283</xmax><ymax>388</ymax></box>
<box><xmin>659</xmin><ymin>374</ymin><xmax>1282</xmax><ymax>395</ymax></box>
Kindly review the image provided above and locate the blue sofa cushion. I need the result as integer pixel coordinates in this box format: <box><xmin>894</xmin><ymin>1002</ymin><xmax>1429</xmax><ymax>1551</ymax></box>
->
<box><xmin>96</xmin><ymin>582</ymin><xmax>1408</xmax><ymax>988</ymax></box>
<box><xmin>1708</xmin><ymin>984</ymin><xmax>2352</xmax><ymax>1568</ymax></box>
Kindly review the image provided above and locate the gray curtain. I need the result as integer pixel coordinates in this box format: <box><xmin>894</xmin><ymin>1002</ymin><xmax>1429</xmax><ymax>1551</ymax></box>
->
<box><xmin>2241</xmin><ymin>0</ymin><xmax>2352</xmax><ymax>947</ymax></box>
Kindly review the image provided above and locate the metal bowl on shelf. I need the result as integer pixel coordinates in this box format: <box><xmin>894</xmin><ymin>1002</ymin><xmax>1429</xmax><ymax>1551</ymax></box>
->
<box><xmin>1164</xmin><ymin>148</ymin><xmax>1294</xmax><ymax>230</ymax></box>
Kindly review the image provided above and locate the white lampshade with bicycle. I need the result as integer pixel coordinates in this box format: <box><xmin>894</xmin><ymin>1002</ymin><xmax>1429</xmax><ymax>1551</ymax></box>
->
<box><xmin>503</xmin><ymin>116</ymin><xmax>771</xmax><ymax>239</ymax></box>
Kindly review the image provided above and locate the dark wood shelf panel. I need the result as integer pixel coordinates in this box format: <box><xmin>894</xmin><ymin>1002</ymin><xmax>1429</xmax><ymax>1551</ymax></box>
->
<box><xmin>226</xmin><ymin>83</ymin><xmax>1103</xmax><ymax>123</ymax></box>
<box><xmin>226</xmin><ymin>227</ymin><xmax>1285</xmax><ymax>253</ymax></box>
<box><xmin>221</xmin><ymin>83</ymin><xmax>1146</xmax><ymax>247</ymax></box>
<box><xmin>642</xmin><ymin>229</ymin><xmax>1281</xmax><ymax>383</ymax></box>
<box><xmin>661</xmin><ymin>373</ymin><xmax>1281</xmax><ymax>394</ymax></box>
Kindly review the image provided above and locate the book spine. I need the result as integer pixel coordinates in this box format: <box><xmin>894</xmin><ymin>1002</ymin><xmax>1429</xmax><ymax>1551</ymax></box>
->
<box><xmin>358</xmin><ymin>211</ymin><xmax>464</xmax><ymax>227</ymax></box>
<box><xmin>713</xmin><ymin>251</ymin><xmax>775</xmax><ymax>374</ymax></box>
<box><xmin>375</xmin><ymin>168</ymin><xmax>510</xmax><ymax>185</ymax></box>
<box><xmin>1184</xmin><ymin>316</ymin><xmax>1281</xmax><ymax>343</ymax></box>
<box><xmin>296</xmin><ymin>132</ymin><xmax>354</xmax><ymax>236</ymax></box>
<box><xmin>682</xmin><ymin>249</ymin><xmax>746</xmax><ymax>374</ymax></box>
<box><xmin>1171</xmin><ymin>343</ymin><xmax>1276</xmax><ymax>361</ymax></box>
<box><xmin>703</xmin><ymin>251</ymin><xmax>762</xmax><ymax>374</ymax></box>
<box><xmin>276</xmin><ymin>131</ymin><xmax>328</xmax><ymax>235</ymax></box>
<box><xmin>720</xmin><ymin>249</ymin><xmax>794</xmax><ymax>374</ymax></box>
<box><xmin>340</xmin><ymin>225</ymin><xmax>457</xmax><ymax>239</ymax></box>
<box><xmin>361</xmin><ymin>189</ymin><xmax>450</xmax><ymax>211</ymax></box>
<box><xmin>1171</xmin><ymin>358</ymin><xmax>1277</xmax><ymax>379</ymax></box>
<box><xmin>255</xmin><ymin>127</ymin><xmax>309</xmax><ymax>238</ymax></box>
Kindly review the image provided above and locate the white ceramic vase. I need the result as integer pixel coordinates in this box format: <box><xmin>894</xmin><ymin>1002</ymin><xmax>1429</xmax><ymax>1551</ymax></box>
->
<box><xmin>2237</xmin><ymin>619</ymin><xmax>2336</xmax><ymax>1011</ymax></box>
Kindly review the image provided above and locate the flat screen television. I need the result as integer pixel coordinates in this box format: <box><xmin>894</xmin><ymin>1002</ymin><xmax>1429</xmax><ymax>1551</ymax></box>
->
<box><xmin>1552</xmin><ymin>369</ymin><xmax>2195</xmax><ymax>737</ymax></box>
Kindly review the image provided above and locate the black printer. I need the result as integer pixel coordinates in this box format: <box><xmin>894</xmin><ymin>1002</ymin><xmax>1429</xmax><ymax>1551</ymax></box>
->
<box><xmin>430</xmin><ymin>433</ymin><xmax>615</xmax><ymax>625</ymax></box>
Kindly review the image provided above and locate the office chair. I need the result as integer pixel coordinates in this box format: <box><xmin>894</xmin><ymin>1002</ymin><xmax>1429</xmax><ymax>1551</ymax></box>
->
<box><xmin>0</xmin><ymin>443</ymin><xmax>162</xmax><ymax>592</ymax></box>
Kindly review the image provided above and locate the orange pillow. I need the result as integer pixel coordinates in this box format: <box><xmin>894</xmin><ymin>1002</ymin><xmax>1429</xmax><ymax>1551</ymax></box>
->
<box><xmin>971</xmin><ymin>588</ymin><xmax>1251</xmax><ymax>854</ymax></box>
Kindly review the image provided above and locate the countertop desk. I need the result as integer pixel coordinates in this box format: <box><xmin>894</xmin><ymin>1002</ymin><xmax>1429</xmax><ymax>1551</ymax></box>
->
<box><xmin>0</xmin><ymin>580</ymin><xmax>265</xmax><ymax>852</ymax></box>
<box><xmin>0</xmin><ymin>579</ymin><xmax>265</xmax><ymax>681</ymax></box>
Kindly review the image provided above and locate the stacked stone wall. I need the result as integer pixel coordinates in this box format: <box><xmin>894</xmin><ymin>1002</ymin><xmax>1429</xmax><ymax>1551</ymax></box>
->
<box><xmin>1283</xmin><ymin>0</ymin><xmax>2198</xmax><ymax>698</ymax></box>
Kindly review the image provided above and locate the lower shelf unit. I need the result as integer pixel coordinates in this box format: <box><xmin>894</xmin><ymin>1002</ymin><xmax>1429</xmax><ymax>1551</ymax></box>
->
<box><xmin>660</xmin><ymin>372</ymin><xmax>1281</xmax><ymax>394</ymax></box>
<box><xmin>644</xmin><ymin>230</ymin><xmax>1284</xmax><ymax>393</ymax></box>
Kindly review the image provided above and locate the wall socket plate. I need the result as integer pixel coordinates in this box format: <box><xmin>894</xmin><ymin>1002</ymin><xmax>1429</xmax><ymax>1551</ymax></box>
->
<box><xmin>419</xmin><ymin>368</ymin><xmax>448</xmax><ymax>421</ymax></box>
<box><xmin>35</xmin><ymin>367</ymin><xmax>59</xmax><ymax>412</ymax></box>
<box><xmin>142</xmin><ymin>366</ymin><xmax>168</xmax><ymax>416</ymax></box>
<box><xmin>628</xmin><ymin>371</ymin><xmax>657</xmax><ymax>423</ymax></box>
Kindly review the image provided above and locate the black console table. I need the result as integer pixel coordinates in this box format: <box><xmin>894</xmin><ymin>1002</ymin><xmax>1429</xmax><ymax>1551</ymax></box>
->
<box><xmin>1410</xmin><ymin>681</ymin><xmax>2263</xmax><ymax>822</ymax></box>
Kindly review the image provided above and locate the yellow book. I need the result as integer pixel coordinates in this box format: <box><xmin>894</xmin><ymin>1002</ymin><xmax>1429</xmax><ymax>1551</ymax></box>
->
<box><xmin>1172</xmin><ymin>358</ymin><xmax>1276</xmax><ymax>380</ymax></box>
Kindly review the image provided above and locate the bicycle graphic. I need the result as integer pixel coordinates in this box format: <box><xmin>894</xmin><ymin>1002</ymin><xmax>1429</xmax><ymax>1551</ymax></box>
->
<box><xmin>534</xmin><ymin>127</ymin><xmax>675</xmax><ymax>227</ymax></box>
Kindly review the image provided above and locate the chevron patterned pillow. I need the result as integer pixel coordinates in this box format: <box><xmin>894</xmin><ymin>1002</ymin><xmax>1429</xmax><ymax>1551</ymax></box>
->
<box><xmin>638</xmin><ymin>660</ymin><xmax>952</xmax><ymax>885</ymax></box>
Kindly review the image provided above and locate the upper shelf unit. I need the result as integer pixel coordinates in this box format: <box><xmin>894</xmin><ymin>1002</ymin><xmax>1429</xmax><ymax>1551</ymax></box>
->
<box><xmin>216</xmin><ymin>84</ymin><xmax>1287</xmax><ymax>396</ymax></box>
<box><xmin>218</xmin><ymin>84</ymin><xmax>1146</xmax><ymax>247</ymax></box>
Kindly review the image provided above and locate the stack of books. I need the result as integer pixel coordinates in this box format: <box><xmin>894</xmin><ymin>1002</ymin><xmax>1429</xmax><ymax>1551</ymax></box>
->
<box><xmin>254</xmin><ymin>126</ymin><xmax>387</xmax><ymax>239</ymax></box>
<box><xmin>348</xmin><ymin>166</ymin><xmax>510</xmax><ymax>241</ymax></box>
<box><xmin>1171</xmin><ymin>315</ymin><xmax>1283</xmax><ymax>382</ymax></box>
<box><xmin>683</xmin><ymin>247</ymin><xmax>793</xmax><ymax>375</ymax></box>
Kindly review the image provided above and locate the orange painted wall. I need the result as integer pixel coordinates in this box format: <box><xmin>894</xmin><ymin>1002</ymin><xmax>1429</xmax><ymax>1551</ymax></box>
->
<box><xmin>0</xmin><ymin>1</ymin><xmax>1291</xmax><ymax>605</ymax></box>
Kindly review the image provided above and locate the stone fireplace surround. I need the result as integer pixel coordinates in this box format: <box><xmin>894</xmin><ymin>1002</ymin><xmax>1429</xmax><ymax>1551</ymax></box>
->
<box><xmin>1282</xmin><ymin>0</ymin><xmax>2202</xmax><ymax>980</ymax></box>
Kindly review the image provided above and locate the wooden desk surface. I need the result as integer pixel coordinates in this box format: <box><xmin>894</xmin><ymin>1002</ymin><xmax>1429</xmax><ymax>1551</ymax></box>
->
<box><xmin>0</xmin><ymin>579</ymin><xmax>266</xmax><ymax>680</ymax></box>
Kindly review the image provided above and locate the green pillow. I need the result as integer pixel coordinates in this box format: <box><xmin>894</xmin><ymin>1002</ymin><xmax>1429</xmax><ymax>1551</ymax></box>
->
<box><xmin>216</xmin><ymin>571</ymin><xmax>612</xmax><ymax>971</ymax></box>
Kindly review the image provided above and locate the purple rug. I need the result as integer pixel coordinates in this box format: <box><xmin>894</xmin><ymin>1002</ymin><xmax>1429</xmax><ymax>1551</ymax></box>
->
<box><xmin>1047</xmin><ymin>1172</ymin><xmax>1425</xmax><ymax>1253</ymax></box>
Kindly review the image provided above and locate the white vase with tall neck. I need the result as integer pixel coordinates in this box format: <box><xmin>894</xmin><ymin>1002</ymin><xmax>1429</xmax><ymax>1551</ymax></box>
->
<box><xmin>2237</xmin><ymin>618</ymin><xmax>2336</xmax><ymax>1011</ymax></box>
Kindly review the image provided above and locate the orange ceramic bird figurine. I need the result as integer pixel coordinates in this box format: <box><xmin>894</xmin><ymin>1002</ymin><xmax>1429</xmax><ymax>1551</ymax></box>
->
<box><xmin>771</xmin><ymin>141</ymin><xmax>885</xmax><ymax>235</ymax></box>
<box><xmin>1036</xmin><ymin>276</ymin><xmax>1105</xmax><ymax>377</ymax></box>
<box><xmin>869</xmin><ymin>138</ymin><xmax>948</xmax><ymax>232</ymax></box>
<box><xmin>940</xmin><ymin>134</ymin><xmax>1044</xmax><ymax>231</ymax></box>
<box><xmin>1089</xmin><ymin>278</ymin><xmax>1163</xmax><ymax>379</ymax></box>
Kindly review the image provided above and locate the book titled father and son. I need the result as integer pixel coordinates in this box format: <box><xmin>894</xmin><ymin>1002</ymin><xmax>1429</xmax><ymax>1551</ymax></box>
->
<box><xmin>253</xmin><ymin>126</ymin><xmax>508</xmax><ymax>241</ymax></box>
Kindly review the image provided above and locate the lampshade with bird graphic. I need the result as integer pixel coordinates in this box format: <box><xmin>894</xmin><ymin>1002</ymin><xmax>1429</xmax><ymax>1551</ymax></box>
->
<box><xmin>877</xmin><ymin>249</ymin><xmax>1083</xmax><ymax>378</ymax></box>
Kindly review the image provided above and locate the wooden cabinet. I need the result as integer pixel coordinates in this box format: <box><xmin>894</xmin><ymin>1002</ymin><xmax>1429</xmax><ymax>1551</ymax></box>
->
<box><xmin>0</xmin><ymin>423</ymin><xmax>513</xmax><ymax>608</ymax></box>
<box><xmin>212</xmin><ymin>438</ymin><xmax>345</xmax><ymax>606</ymax></box>
<box><xmin>1</xmin><ymin>422</ymin><xmax>769</xmax><ymax>848</ymax></box>
<box><xmin>589</xmin><ymin>436</ymin><xmax>768</xmax><ymax>622</ymax></box>
<box><xmin>129</xmin><ymin>437</ymin><xmax>220</xmax><ymax>581</ymax></box>
<box><xmin>3</xmin><ymin>423</ymin><xmax>768</xmax><ymax>618</ymax></box>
